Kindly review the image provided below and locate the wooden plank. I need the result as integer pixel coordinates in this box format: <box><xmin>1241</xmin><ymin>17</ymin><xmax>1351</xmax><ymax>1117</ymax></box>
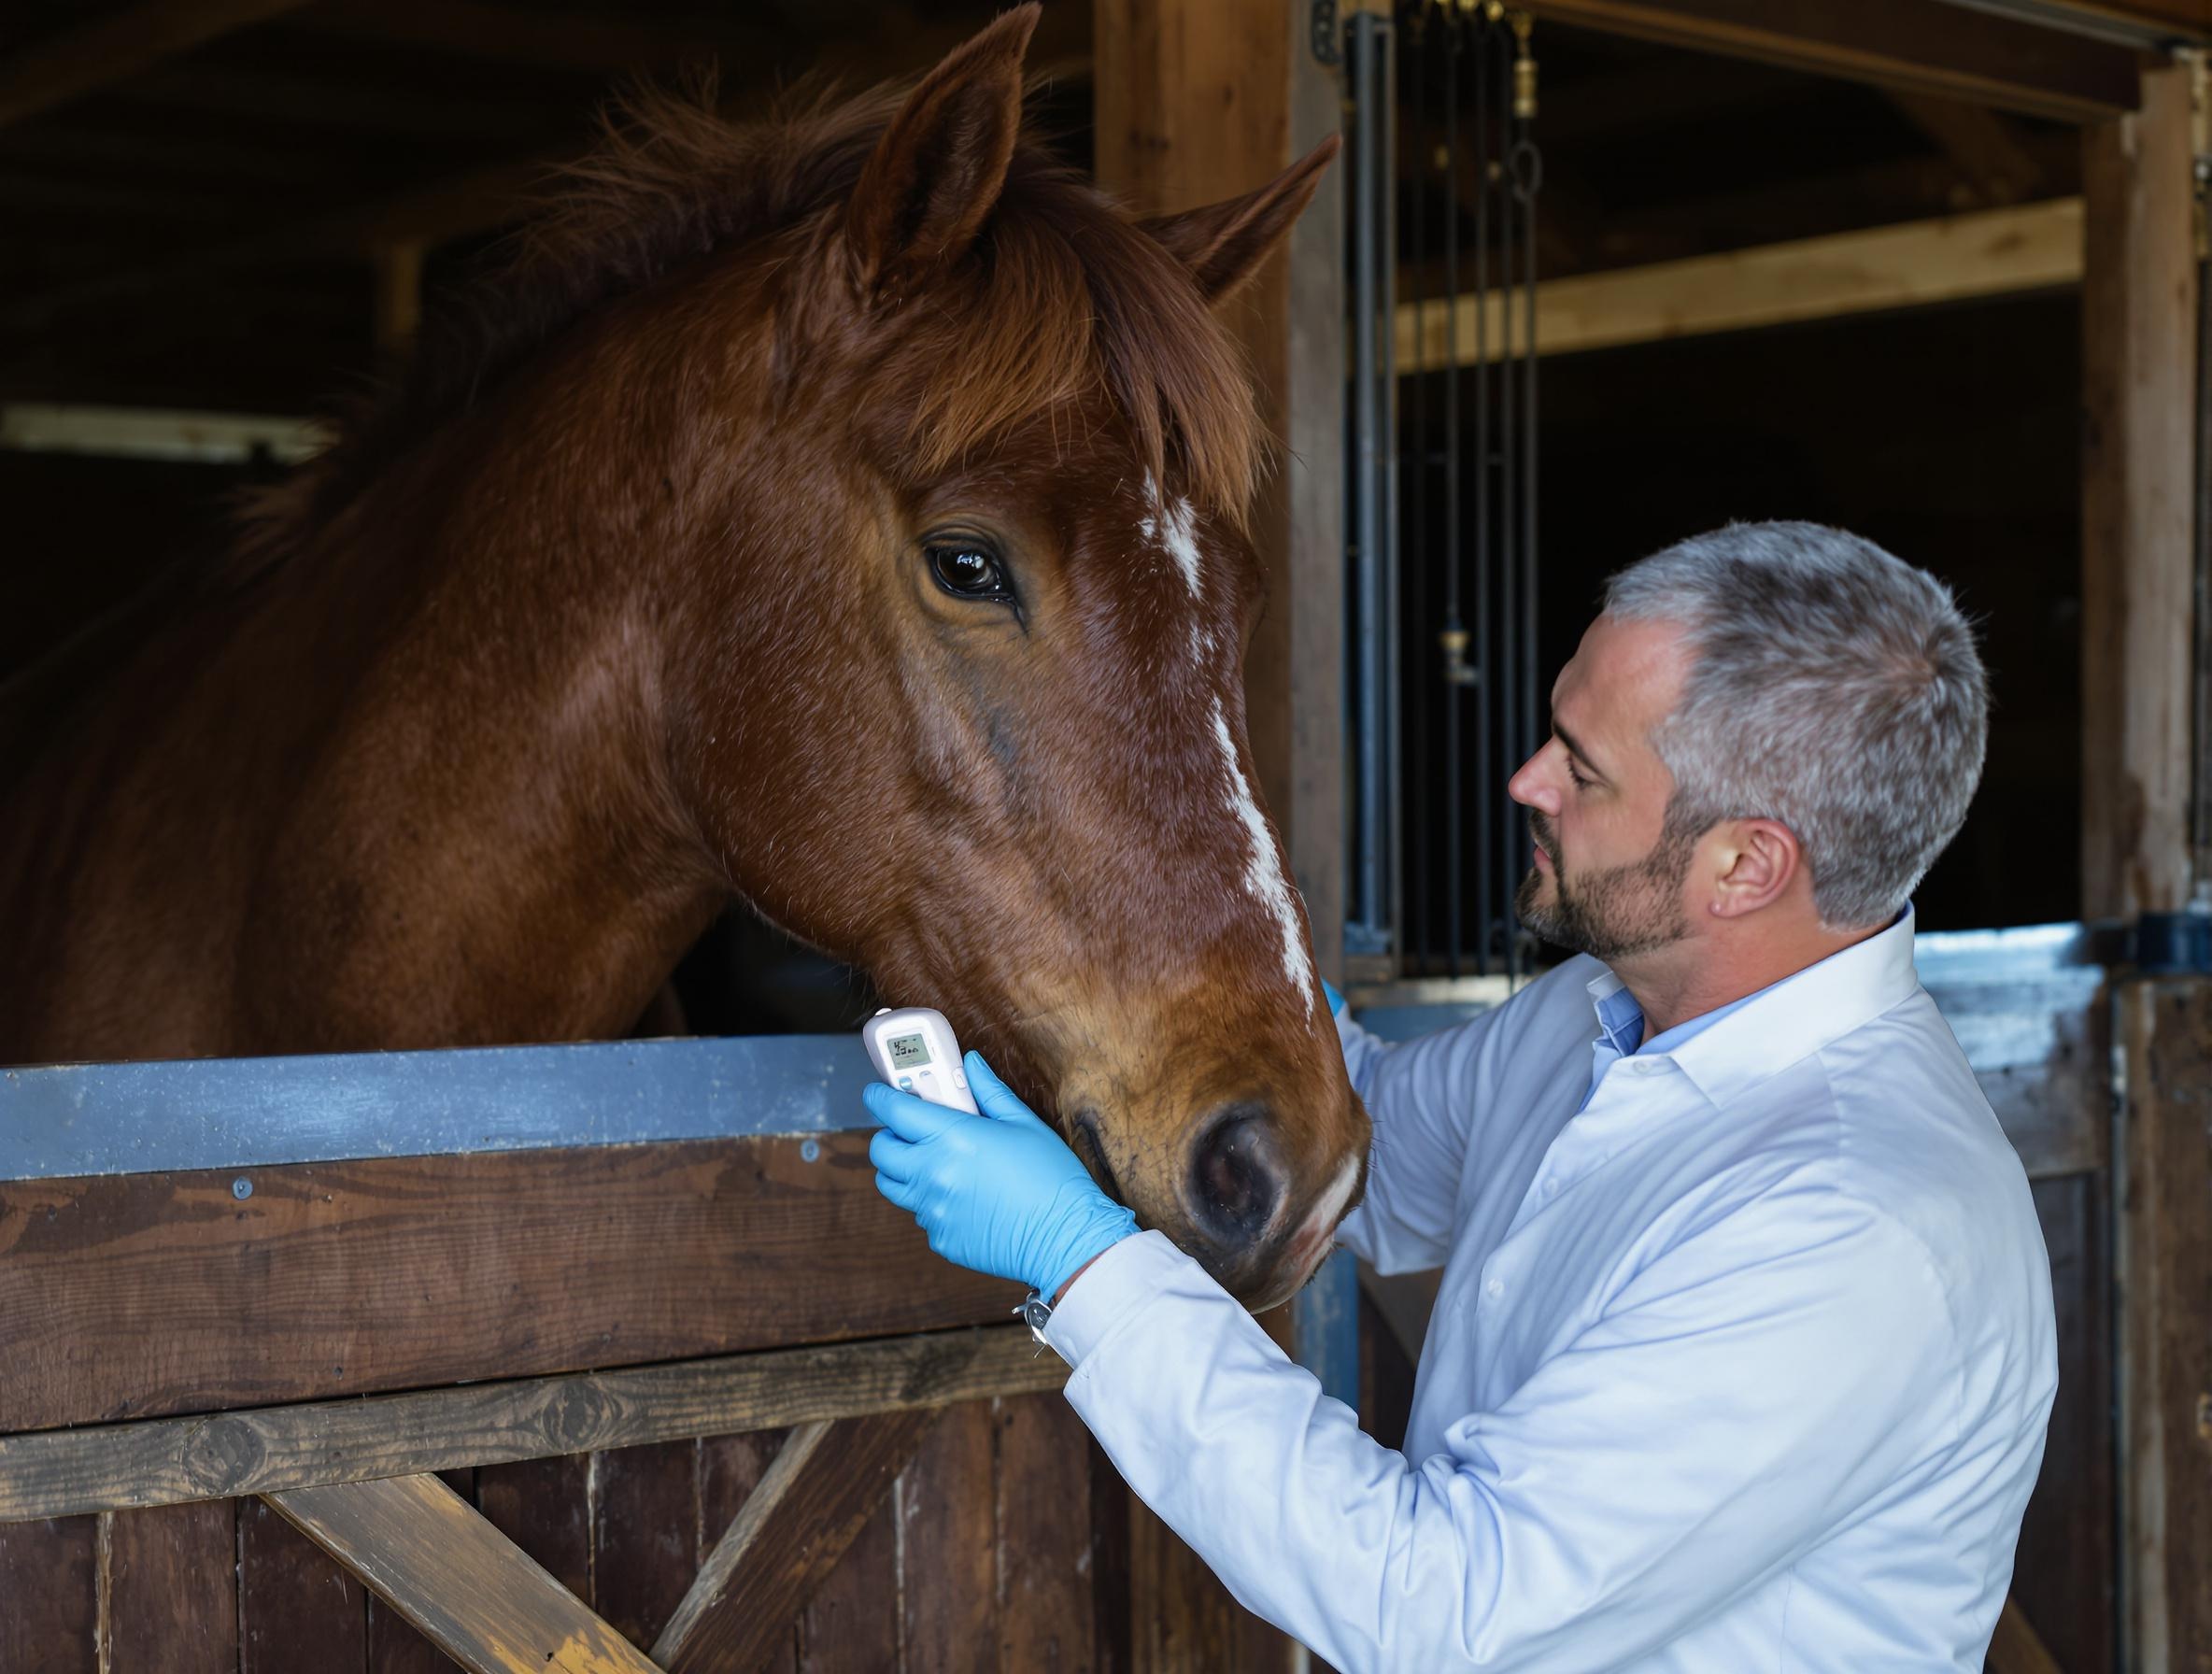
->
<box><xmin>996</xmin><ymin>1393</ymin><xmax>1099</xmax><ymax>1672</ymax></box>
<box><xmin>588</xmin><ymin>1440</ymin><xmax>697</xmax><ymax>1652</ymax></box>
<box><xmin>795</xmin><ymin>1491</ymin><xmax>898</xmax><ymax>1673</ymax></box>
<box><xmin>369</xmin><ymin>1471</ymin><xmax>479</xmax><ymax>1674</ymax></box>
<box><xmin>1518</xmin><ymin>0</ymin><xmax>2142</xmax><ymax>122</ymax></box>
<box><xmin>1086</xmin><ymin>1440</ymin><xmax>1134</xmax><ymax>1674</ymax></box>
<box><xmin>269</xmin><ymin>1474</ymin><xmax>658</xmax><ymax>1674</ymax></box>
<box><xmin>696</xmin><ymin>1431</ymin><xmax>796</xmax><ymax>1673</ymax></box>
<box><xmin>106</xmin><ymin>1498</ymin><xmax>240</xmax><ymax>1673</ymax></box>
<box><xmin>0</xmin><ymin>1514</ymin><xmax>97</xmax><ymax>1672</ymax></box>
<box><xmin>0</xmin><ymin>0</ymin><xmax>316</xmax><ymax>130</ymax></box>
<box><xmin>2080</xmin><ymin>64</ymin><xmax>2199</xmax><ymax>920</ymax></box>
<box><xmin>476</xmin><ymin>1454</ymin><xmax>592</xmax><ymax>1610</ymax></box>
<box><xmin>0</xmin><ymin>1325</ymin><xmax>1059</xmax><ymax>1525</ymax></box>
<box><xmin>239</xmin><ymin>1493</ymin><xmax>367</xmax><ymax>1674</ymax></box>
<box><xmin>0</xmin><ymin>1135</ymin><xmax>1025</xmax><ymax>1434</ymax></box>
<box><xmin>896</xmin><ymin>1401</ymin><xmax>999</xmax><ymax>1673</ymax></box>
<box><xmin>2116</xmin><ymin>979</ymin><xmax>2212</xmax><ymax>1671</ymax></box>
<box><xmin>1395</xmin><ymin>197</ymin><xmax>2086</xmax><ymax>368</ymax></box>
<box><xmin>652</xmin><ymin>1412</ymin><xmax>941</xmax><ymax>1674</ymax></box>
<box><xmin>2011</xmin><ymin>1173</ymin><xmax>2118</xmax><ymax>1674</ymax></box>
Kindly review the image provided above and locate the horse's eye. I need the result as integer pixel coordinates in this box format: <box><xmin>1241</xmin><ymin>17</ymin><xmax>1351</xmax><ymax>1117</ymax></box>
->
<box><xmin>928</xmin><ymin>544</ymin><xmax>1010</xmax><ymax>602</ymax></box>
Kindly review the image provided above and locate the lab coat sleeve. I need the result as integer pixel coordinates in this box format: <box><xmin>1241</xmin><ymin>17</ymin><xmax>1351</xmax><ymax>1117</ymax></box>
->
<box><xmin>1048</xmin><ymin>1189</ymin><xmax>1964</xmax><ymax>1673</ymax></box>
<box><xmin>1330</xmin><ymin>1003</ymin><xmax>1498</xmax><ymax>1275</ymax></box>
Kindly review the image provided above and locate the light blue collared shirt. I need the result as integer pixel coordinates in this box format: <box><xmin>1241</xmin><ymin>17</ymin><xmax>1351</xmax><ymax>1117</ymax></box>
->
<box><xmin>1046</xmin><ymin>909</ymin><xmax>2057</xmax><ymax>1673</ymax></box>
<box><xmin>1581</xmin><ymin>976</ymin><xmax>1758</xmax><ymax>1112</ymax></box>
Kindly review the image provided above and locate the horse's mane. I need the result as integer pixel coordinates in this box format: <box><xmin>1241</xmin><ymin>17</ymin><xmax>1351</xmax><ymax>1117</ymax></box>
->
<box><xmin>241</xmin><ymin>69</ymin><xmax>1261</xmax><ymax>569</ymax></box>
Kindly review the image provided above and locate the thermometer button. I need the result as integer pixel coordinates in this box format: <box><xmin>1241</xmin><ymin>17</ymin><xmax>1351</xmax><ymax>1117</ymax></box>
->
<box><xmin>897</xmin><ymin>1076</ymin><xmax>915</xmax><ymax>1091</ymax></box>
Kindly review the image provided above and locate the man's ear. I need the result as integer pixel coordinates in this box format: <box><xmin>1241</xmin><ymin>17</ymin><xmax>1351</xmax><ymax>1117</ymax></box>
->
<box><xmin>1139</xmin><ymin>136</ymin><xmax>1340</xmax><ymax>305</ymax></box>
<box><xmin>1708</xmin><ymin>818</ymin><xmax>1802</xmax><ymax>919</ymax></box>
<box><xmin>844</xmin><ymin>4</ymin><xmax>1038</xmax><ymax>301</ymax></box>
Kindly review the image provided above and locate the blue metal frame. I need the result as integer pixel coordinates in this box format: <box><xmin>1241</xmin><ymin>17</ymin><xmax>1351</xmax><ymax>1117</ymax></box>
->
<box><xmin>0</xmin><ymin>1033</ymin><xmax>875</xmax><ymax>1183</ymax></box>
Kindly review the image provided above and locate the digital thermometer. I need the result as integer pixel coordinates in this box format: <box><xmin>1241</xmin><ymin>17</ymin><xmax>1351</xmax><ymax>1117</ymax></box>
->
<box><xmin>861</xmin><ymin>1006</ymin><xmax>980</xmax><ymax>1114</ymax></box>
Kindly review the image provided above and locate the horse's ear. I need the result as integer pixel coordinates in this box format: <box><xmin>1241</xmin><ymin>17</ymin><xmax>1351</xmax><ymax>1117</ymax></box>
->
<box><xmin>844</xmin><ymin>4</ymin><xmax>1038</xmax><ymax>300</ymax></box>
<box><xmin>1140</xmin><ymin>135</ymin><xmax>1341</xmax><ymax>305</ymax></box>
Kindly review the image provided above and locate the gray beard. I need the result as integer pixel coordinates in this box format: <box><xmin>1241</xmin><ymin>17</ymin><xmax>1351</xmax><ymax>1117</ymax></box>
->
<box><xmin>1517</xmin><ymin>816</ymin><xmax>1701</xmax><ymax>961</ymax></box>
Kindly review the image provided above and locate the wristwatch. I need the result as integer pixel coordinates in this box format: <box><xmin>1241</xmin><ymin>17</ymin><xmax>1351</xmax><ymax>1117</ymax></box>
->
<box><xmin>1014</xmin><ymin>1291</ymin><xmax>1054</xmax><ymax>1348</ymax></box>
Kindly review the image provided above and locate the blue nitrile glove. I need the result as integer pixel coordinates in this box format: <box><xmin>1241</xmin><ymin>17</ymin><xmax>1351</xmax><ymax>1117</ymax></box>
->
<box><xmin>1323</xmin><ymin>978</ymin><xmax>1346</xmax><ymax>1017</ymax></box>
<box><xmin>864</xmin><ymin>1052</ymin><xmax>1139</xmax><ymax>1299</ymax></box>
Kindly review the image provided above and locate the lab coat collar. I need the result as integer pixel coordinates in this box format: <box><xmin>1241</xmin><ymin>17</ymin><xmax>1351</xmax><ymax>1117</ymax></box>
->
<box><xmin>1589</xmin><ymin>906</ymin><xmax>1922</xmax><ymax>1112</ymax></box>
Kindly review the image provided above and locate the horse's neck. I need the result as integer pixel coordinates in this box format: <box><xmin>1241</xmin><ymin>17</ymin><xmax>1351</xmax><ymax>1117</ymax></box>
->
<box><xmin>5</xmin><ymin>467</ymin><xmax>721</xmax><ymax>1062</ymax></box>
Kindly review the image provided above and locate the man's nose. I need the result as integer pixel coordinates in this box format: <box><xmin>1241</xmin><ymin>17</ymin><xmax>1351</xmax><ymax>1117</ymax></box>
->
<box><xmin>1507</xmin><ymin>746</ymin><xmax>1559</xmax><ymax>814</ymax></box>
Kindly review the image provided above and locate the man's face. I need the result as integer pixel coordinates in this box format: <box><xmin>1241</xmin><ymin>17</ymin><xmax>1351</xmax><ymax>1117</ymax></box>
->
<box><xmin>1507</xmin><ymin>613</ymin><xmax>1701</xmax><ymax>962</ymax></box>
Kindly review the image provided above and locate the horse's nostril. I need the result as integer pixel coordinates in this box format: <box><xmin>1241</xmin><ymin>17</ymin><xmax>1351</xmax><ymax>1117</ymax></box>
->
<box><xmin>1184</xmin><ymin>1106</ymin><xmax>1288</xmax><ymax>1250</ymax></box>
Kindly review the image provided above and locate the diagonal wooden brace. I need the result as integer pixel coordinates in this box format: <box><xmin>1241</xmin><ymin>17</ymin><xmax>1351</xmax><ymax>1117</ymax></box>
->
<box><xmin>267</xmin><ymin>1473</ymin><xmax>662</xmax><ymax>1674</ymax></box>
<box><xmin>654</xmin><ymin>1410</ymin><xmax>943</xmax><ymax>1674</ymax></box>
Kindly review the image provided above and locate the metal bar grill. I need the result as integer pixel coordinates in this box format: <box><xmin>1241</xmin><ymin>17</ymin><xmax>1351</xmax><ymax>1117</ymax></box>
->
<box><xmin>1351</xmin><ymin>2</ymin><xmax>1541</xmax><ymax>977</ymax></box>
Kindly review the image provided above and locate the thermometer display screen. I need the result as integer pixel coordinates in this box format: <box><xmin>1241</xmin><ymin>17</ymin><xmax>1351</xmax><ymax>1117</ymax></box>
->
<box><xmin>886</xmin><ymin>1032</ymin><xmax>931</xmax><ymax>1069</ymax></box>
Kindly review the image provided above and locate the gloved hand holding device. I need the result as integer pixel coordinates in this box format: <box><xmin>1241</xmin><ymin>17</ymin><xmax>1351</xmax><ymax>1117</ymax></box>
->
<box><xmin>863</xmin><ymin>1052</ymin><xmax>1138</xmax><ymax>1300</ymax></box>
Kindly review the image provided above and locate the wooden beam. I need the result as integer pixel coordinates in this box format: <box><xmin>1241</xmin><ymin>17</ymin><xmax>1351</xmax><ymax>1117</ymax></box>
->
<box><xmin>1520</xmin><ymin>0</ymin><xmax>2143</xmax><ymax>123</ymax></box>
<box><xmin>0</xmin><ymin>1137</ymin><xmax>1022</xmax><ymax>1435</ymax></box>
<box><xmin>1396</xmin><ymin>196</ymin><xmax>2085</xmax><ymax>366</ymax></box>
<box><xmin>268</xmin><ymin>1473</ymin><xmax>659</xmax><ymax>1674</ymax></box>
<box><xmin>2114</xmin><ymin>978</ymin><xmax>2212</xmax><ymax>1670</ymax></box>
<box><xmin>651</xmin><ymin>1411</ymin><xmax>941</xmax><ymax>1674</ymax></box>
<box><xmin>0</xmin><ymin>1326</ymin><xmax>1060</xmax><ymax>1525</ymax></box>
<box><xmin>1887</xmin><ymin>91</ymin><xmax>2049</xmax><ymax>204</ymax></box>
<box><xmin>2080</xmin><ymin>64</ymin><xmax>2198</xmax><ymax>919</ymax></box>
<box><xmin>0</xmin><ymin>0</ymin><xmax>315</xmax><ymax>130</ymax></box>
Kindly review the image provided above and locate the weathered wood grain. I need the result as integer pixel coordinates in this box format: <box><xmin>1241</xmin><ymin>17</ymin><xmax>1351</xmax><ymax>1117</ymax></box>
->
<box><xmin>476</xmin><ymin>1455</ymin><xmax>591</xmax><ymax>1604</ymax></box>
<box><xmin>0</xmin><ymin>1134</ymin><xmax>1022</xmax><ymax>1434</ymax></box>
<box><xmin>106</xmin><ymin>1497</ymin><xmax>240</xmax><ymax>1673</ymax></box>
<box><xmin>654</xmin><ymin>1412</ymin><xmax>940</xmax><ymax>1674</ymax></box>
<box><xmin>269</xmin><ymin>1474</ymin><xmax>658</xmax><ymax>1674</ymax></box>
<box><xmin>997</xmin><ymin>1392</ymin><xmax>1097</xmax><ymax>1673</ymax></box>
<box><xmin>589</xmin><ymin>1440</ymin><xmax>696</xmax><ymax>1653</ymax></box>
<box><xmin>239</xmin><ymin>1492</ymin><xmax>367</xmax><ymax>1674</ymax></box>
<box><xmin>369</xmin><ymin>1470</ymin><xmax>478</xmax><ymax>1674</ymax></box>
<box><xmin>897</xmin><ymin>1399</ymin><xmax>999</xmax><ymax>1673</ymax></box>
<box><xmin>697</xmin><ymin>1430</ymin><xmax>796</xmax><ymax>1673</ymax></box>
<box><xmin>2117</xmin><ymin>979</ymin><xmax>2212</xmax><ymax>1670</ymax></box>
<box><xmin>0</xmin><ymin>1512</ymin><xmax>96</xmax><ymax>1672</ymax></box>
<box><xmin>2081</xmin><ymin>62</ymin><xmax>2198</xmax><ymax>920</ymax></box>
<box><xmin>0</xmin><ymin>1325</ymin><xmax>1063</xmax><ymax>1524</ymax></box>
<box><xmin>796</xmin><ymin>1485</ymin><xmax>899</xmax><ymax>1673</ymax></box>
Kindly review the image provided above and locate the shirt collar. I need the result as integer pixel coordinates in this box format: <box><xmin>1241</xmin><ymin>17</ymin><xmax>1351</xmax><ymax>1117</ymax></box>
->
<box><xmin>1582</xmin><ymin>906</ymin><xmax>1922</xmax><ymax>1109</ymax></box>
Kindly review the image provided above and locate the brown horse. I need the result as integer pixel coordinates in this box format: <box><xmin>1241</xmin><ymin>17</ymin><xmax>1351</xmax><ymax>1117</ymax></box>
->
<box><xmin>0</xmin><ymin>7</ymin><xmax>1365</xmax><ymax>1309</ymax></box>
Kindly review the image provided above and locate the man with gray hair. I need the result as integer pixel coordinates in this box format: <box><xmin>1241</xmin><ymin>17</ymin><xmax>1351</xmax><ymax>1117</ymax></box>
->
<box><xmin>872</xmin><ymin>521</ymin><xmax>2058</xmax><ymax>1671</ymax></box>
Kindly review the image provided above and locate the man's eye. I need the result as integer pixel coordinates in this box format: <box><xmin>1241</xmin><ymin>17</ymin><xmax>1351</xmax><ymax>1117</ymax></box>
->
<box><xmin>1566</xmin><ymin>760</ymin><xmax>1591</xmax><ymax>790</ymax></box>
<box><xmin>928</xmin><ymin>544</ymin><xmax>1011</xmax><ymax>601</ymax></box>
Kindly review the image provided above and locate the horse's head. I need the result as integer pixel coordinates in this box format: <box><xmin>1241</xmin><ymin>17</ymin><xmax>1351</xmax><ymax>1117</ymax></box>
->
<box><xmin>650</xmin><ymin>9</ymin><xmax>1364</xmax><ymax>1309</ymax></box>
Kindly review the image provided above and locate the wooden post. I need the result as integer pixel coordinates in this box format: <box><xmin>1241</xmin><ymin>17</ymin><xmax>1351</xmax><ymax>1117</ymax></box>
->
<box><xmin>2081</xmin><ymin>61</ymin><xmax>2199</xmax><ymax>920</ymax></box>
<box><xmin>2114</xmin><ymin>977</ymin><xmax>2212</xmax><ymax>1671</ymax></box>
<box><xmin>1095</xmin><ymin>2</ymin><xmax>1343</xmax><ymax>1665</ymax></box>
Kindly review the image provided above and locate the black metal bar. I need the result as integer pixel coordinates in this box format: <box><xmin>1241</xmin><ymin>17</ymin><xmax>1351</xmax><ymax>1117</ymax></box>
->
<box><xmin>1406</xmin><ymin>2</ymin><xmax>1432</xmax><ymax>975</ymax></box>
<box><xmin>1349</xmin><ymin>10</ymin><xmax>1385</xmax><ymax>953</ymax></box>
<box><xmin>1441</xmin><ymin>5</ymin><xmax>1466</xmax><ymax>977</ymax></box>
<box><xmin>1470</xmin><ymin>7</ymin><xmax>1493</xmax><ymax>976</ymax></box>
<box><xmin>1517</xmin><ymin>138</ymin><xmax>1540</xmax><ymax>944</ymax></box>
<box><xmin>1382</xmin><ymin>9</ymin><xmax>1403</xmax><ymax>966</ymax></box>
<box><xmin>1496</xmin><ymin>23</ymin><xmax>1520</xmax><ymax>984</ymax></box>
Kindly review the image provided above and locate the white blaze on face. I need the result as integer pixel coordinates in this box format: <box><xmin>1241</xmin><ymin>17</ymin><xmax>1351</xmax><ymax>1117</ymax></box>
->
<box><xmin>1210</xmin><ymin>697</ymin><xmax>1322</xmax><ymax>1015</ymax></box>
<box><xmin>1140</xmin><ymin>473</ymin><xmax>1204</xmax><ymax>598</ymax></box>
